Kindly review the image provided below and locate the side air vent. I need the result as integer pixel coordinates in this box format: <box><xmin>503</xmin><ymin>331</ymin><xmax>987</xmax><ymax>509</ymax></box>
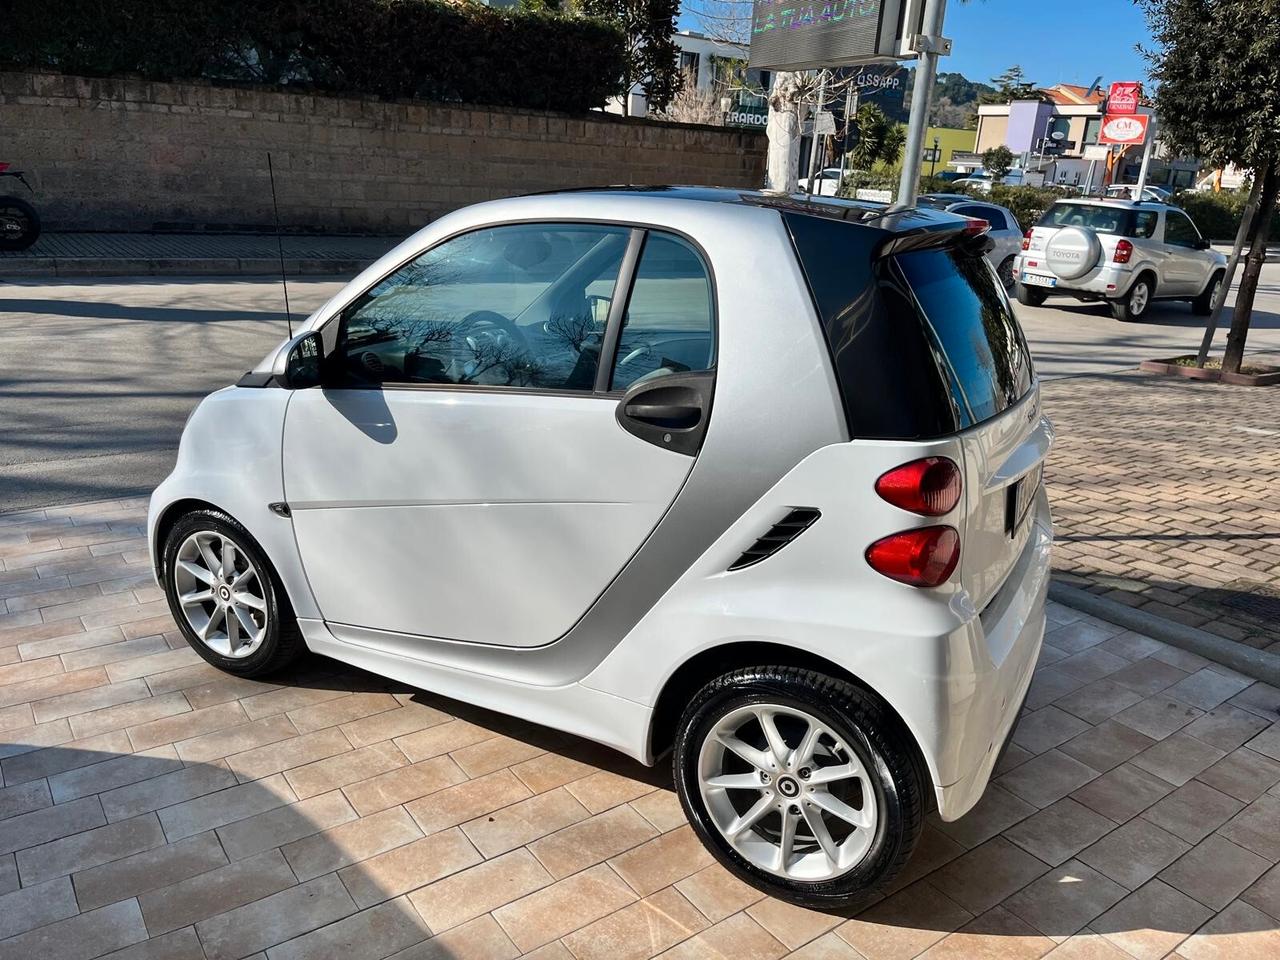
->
<box><xmin>727</xmin><ymin>508</ymin><xmax>822</xmax><ymax>572</ymax></box>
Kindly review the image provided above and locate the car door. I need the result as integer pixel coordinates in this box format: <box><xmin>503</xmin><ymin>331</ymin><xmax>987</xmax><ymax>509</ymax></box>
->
<box><xmin>1161</xmin><ymin>208</ymin><xmax>1211</xmax><ymax>295</ymax></box>
<box><xmin>281</xmin><ymin>223</ymin><xmax>716</xmax><ymax>647</ymax></box>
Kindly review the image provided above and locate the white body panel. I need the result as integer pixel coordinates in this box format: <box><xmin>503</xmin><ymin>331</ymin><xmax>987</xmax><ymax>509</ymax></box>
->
<box><xmin>282</xmin><ymin>388</ymin><xmax>692</xmax><ymax>645</ymax></box>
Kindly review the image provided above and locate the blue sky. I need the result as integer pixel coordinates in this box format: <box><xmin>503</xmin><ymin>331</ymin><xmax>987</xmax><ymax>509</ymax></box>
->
<box><xmin>944</xmin><ymin>0</ymin><xmax>1152</xmax><ymax>88</ymax></box>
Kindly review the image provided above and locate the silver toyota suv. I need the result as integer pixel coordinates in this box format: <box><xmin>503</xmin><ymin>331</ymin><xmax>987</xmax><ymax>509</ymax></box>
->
<box><xmin>1014</xmin><ymin>198</ymin><xmax>1225</xmax><ymax>321</ymax></box>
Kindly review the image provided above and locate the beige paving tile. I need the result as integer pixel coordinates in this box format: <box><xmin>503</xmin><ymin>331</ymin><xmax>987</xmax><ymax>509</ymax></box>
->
<box><xmin>48</xmin><ymin>745</ymin><xmax>184</xmax><ymax>802</ymax></box>
<box><xmin>1004</xmin><ymin>797</ymin><xmax>1117</xmax><ymax>867</ymax></box>
<box><xmin>1092</xmin><ymin>879</ymin><xmax>1212</xmax><ymax>960</ymax></box>
<box><xmin>450</xmin><ymin>733</ymin><xmax>546</xmax><ymax>778</ymax></box>
<box><xmin>105</xmin><ymin>647</ymin><xmax>203</xmax><ymax>682</ymax></box>
<box><xmin>139</xmin><ymin>848</ymin><xmax>297</xmax><ymax>935</ymax></box>
<box><xmin>127</xmin><ymin>699</ymin><xmax>247</xmax><ymax>752</ymax></box>
<box><xmin>1058</xmin><ymin>719</ymin><xmax>1155</xmax><ymax>773</ymax></box>
<box><xmin>228</xmin><ymin>726</ymin><xmax>352</xmax><ymax>782</ymax></box>
<box><xmin>1041</xmin><ymin>930</ymin><xmax>1136</xmax><ymax>960</ymax></box>
<box><xmin>1130</xmin><ymin>731</ymin><xmax>1225</xmax><ymax>787</ymax></box>
<box><xmin>916</xmin><ymin>905</ymin><xmax>1055</xmax><ymax>960</ymax></box>
<box><xmin>656</xmin><ymin>912</ymin><xmax>786</xmax><ymax>960</ymax></box>
<box><xmin>282</xmin><ymin>805</ymin><xmax>423</xmax><ymax>882</ymax></box>
<box><xmin>1071</xmin><ymin>762</ymin><xmax>1176</xmax><ymax>823</ymax></box>
<box><xmin>62</xmin><ymin>635</ymin><xmax>171</xmax><ymax>672</ymax></box>
<box><xmin>159</xmin><ymin>771</ymin><xmax>298</xmax><ymax>841</ymax></box>
<box><xmin>17</xmin><ymin>811</ymin><xmax>166</xmax><ymax>885</ymax></box>
<box><xmin>74</xmin><ymin>831</ymin><xmax>229</xmax><ymax>912</ymax></box>
<box><xmin>1114</xmin><ymin>694</ymin><xmax>1203</xmax><ymax>740</ymax></box>
<box><xmin>1014</xmin><ymin>706</ymin><xmax>1094</xmax><ymax>755</ymax></box>
<box><xmin>0</xmin><ymin>655</ymin><xmax>64</xmax><ymax>686</ymax></box>
<box><xmin>338</xmin><ymin>826</ymin><xmax>481</xmax><ymax>908</ymax></box>
<box><xmin>403</xmin><ymin>768</ymin><xmax>532</xmax><ymax>834</ymax></box>
<box><xmin>69</xmin><ymin>689</ymin><xmax>190</xmax><ymax>741</ymax></box>
<box><xmin>998</xmin><ymin>749</ymin><xmax>1099</xmax><ymax>808</ymax></box>
<box><xmin>934</xmin><ymin>783</ymin><xmax>1037</xmax><ymax>850</ymax></box>
<box><xmin>0</xmin><ymin>793</ymin><xmax>105</xmax><ymax>857</ymax></box>
<box><xmin>1218</xmin><ymin>794</ymin><xmax>1280</xmax><ymax>860</ymax></box>
<box><xmin>2</xmin><ymin>618</ymin><xmax>92</xmax><ymax>654</ymax></box>
<box><xmin>0</xmin><ymin>898</ymin><xmax>147</xmax><ymax>960</ymax></box>
<box><xmin>563</xmin><ymin>886</ymin><xmax>709</xmax><ymax>960</ymax></box>
<box><xmin>174</xmin><ymin>714</ymin><xmax>298</xmax><ymax>764</ymax></box>
<box><xmin>0</xmin><ymin>665</ymin><xmax>109</xmax><ymax>710</ymax></box>
<box><xmin>1141</xmin><ymin>780</ymin><xmax>1244</xmax><ymax>843</ymax></box>
<box><xmin>407</xmin><ymin>848</ymin><xmax>553</xmax><ymax>933</ymax></box>
<box><xmin>266</xmin><ymin>896</ymin><xmax>430</xmax><ymax>960</ymax></box>
<box><xmin>461</xmin><ymin>786</ymin><xmax>590</xmax><ymax>860</ymax></box>
<box><xmin>0</xmin><ymin>778</ymin><xmax>52</xmax><ymax>820</ymax></box>
<box><xmin>746</xmin><ymin>896</ymin><xmax>844</xmax><ymax>950</ymax></box>
<box><xmin>1174</xmin><ymin>898</ymin><xmax>1280</xmax><ymax>960</ymax></box>
<box><xmin>510</xmin><ymin>752</ymin><xmax>598</xmax><ymax>794</ymax></box>
<box><xmin>1004</xmin><ymin>859</ymin><xmax>1128</xmax><ymax>941</ymax></box>
<box><xmin>675</xmin><ymin>863</ymin><xmax>766</xmax><ymax>923</ymax></box>
<box><xmin>339</xmin><ymin>702</ymin><xmax>452</xmax><ymax>750</ymax></box>
<box><xmin>285</xmin><ymin>739</ymin><xmax>406</xmax><ymax>800</ymax></box>
<box><xmin>1159</xmin><ymin>833</ymin><xmax>1271</xmax><ymax>911</ymax></box>
<box><xmin>239</xmin><ymin>683</ymin><xmax>354</xmax><ymax>721</ymax></box>
<box><xmin>0</xmin><ymin>875</ymin><xmax>79</xmax><ymax>940</ymax></box>
<box><xmin>608</xmin><ymin>824</ymin><xmax>714</xmax><ymax>897</ymax></box>
<box><xmin>101</xmin><ymin>759</ymin><xmax>238</xmax><ymax>822</ymax></box>
<box><xmin>195</xmin><ymin>872</ymin><xmax>357</xmax><ymax>960</ymax></box>
<box><xmin>1184</xmin><ymin>706</ymin><xmax>1272</xmax><ymax>753</ymax></box>
<box><xmin>343</xmin><ymin>755</ymin><xmax>468</xmax><ymax>817</ymax></box>
<box><xmin>217</xmin><ymin>789</ymin><xmax>357</xmax><ymax>861</ymax></box>
<box><xmin>0</xmin><ymin>716</ymin><xmax>73</xmax><ymax>761</ymax></box>
<box><xmin>394</xmin><ymin>718</ymin><xmax>495</xmax><ymax>763</ymax></box>
<box><xmin>1078</xmin><ymin>818</ymin><xmax>1189</xmax><ymax>890</ymax></box>
<box><xmin>630</xmin><ymin>789</ymin><xmax>687</xmax><ymax>833</ymax></box>
<box><xmin>383</xmin><ymin>914</ymin><xmax>517</xmax><ymax>960</ymax></box>
<box><xmin>97</xmin><ymin>926</ymin><xmax>206</xmax><ymax>960</ymax></box>
<box><xmin>528</xmin><ymin>802</ymin><xmax>658</xmax><ymax>878</ymax></box>
<box><xmin>144</xmin><ymin>663</ymin><xmax>240</xmax><ymax>699</ymax></box>
<box><xmin>929</xmin><ymin>835</ymin><xmax>1051</xmax><ymax>914</ymax></box>
<box><xmin>0</xmin><ymin>702</ymin><xmax>34</xmax><ymax>734</ymax></box>
<box><xmin>286</xmin><ymin>691</ymin><xmax>401</xmax><ymax>735</ymax></box>
<box><xmin>565</xmin><ymin>769</ymin><xmax>660</xmax><ymax>814</ymax></box>
<box><xmin>492</xmin><ymin>861</ymin><xmax>638</xmax><ymax>953</ymax></box>
<box><xmin>1</xmin><ymin>728</ymin><xmax>131</xmax><ymax>784</ymax></box>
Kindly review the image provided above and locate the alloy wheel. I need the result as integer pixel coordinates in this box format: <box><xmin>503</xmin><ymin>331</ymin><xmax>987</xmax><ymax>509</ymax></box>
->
<box><xmin>697</xmin><ymin>702</ymin><xmax>878</xmax><ymax>882</ymax></box>
<box><xmin>1131</xmin><ymin>281</ymin><xmax>1150</xmax><ymax>316</ymax></box>
<box><xmin>173</xmin><ymin>530</ymin><xmax>269</xmax><ymax>658</ymax></box>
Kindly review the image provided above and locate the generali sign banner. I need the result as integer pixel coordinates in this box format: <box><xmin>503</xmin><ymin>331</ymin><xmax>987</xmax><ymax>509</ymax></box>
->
<box><xmin>1107</xmin><ymin>82</ymin><xmax>1142</xmax><ymax>114</ymax></box>
<box><xmin>1098</xmin><ymin>113</ymin><xmax>1150</xmax><ymax>145</ymax></box>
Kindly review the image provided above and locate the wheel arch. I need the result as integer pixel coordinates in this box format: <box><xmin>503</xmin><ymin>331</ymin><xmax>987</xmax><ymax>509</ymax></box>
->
<box><xmin>647</xmin><ymin>640</ymin><xmax>935</xmax><ymax>803</ymax></box>
<box><xmin>153</xmin><ymin>497</ymin><xmax>226</xmax><ymax>570</ymax></box>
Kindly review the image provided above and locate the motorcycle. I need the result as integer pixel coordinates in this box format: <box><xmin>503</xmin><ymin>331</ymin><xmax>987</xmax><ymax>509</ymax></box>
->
<box><xmin>0</xmin><ymin>163</ymin><xmax>40</xmax><ymax>251</ymax></box>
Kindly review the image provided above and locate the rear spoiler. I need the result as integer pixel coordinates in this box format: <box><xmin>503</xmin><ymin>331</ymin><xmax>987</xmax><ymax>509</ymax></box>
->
<box><xmin>875</xmin><ymin>217</ymin><xmax>993</xmax><ymax>259</ymax></box>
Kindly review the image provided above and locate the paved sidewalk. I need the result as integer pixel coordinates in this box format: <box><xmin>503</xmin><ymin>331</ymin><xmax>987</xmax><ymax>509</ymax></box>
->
<box><xmin>2</xmin><ymin>497</ymin><xmax>1280</xmax><ymax>960</ymax></box>
<box><xmin>0</xmin><ymin>233</ymin><xmax>399</xmax><ymax>277</ymax></box>
<box><xmin>1044</xmin><ymin>364</ymin><xmax>1280</xmax><ymax>653</ymax></box>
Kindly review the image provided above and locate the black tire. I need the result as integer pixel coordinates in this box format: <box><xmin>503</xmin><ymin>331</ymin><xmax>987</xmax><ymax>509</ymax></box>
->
<box><xmin>1015</xmin><ymin>282</ymin><xmax>1048</xmax><ymax>307</ymax></box>
<box><xmin>0</xmin><ymin>195</ymin><xmax>40</xmax><ymax>251</ymax></box>
<box><xmin>1192</xmin><ymin>271</ymin><xmax>1224</xmax><ymax>316</ymax></box>
<box><xmin>161</xmin><ymin>508</ymin><xmax>303</xmax><ymax>678</ymax></box>
<box><xmin>997</xmin><ymin>256</ymin><xmax>1017</xmax><ymax>292</ymax></box>
<box><xmin>1110</xmin><ymin>274</ymin><xmax>1154</xmax><ymax>322</ymax></box>
<box><xmin>673</xmin><ymin>666</ymin><xmax>926</xmax><ymax>909</ymax></box>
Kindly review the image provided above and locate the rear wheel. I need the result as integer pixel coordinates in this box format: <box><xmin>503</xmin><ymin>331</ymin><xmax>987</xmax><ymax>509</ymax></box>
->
<box><xmin>997</xmin><ymin>256</ymin><xmax>1016</xmax><ymax>292</ymax></box>
<box><xmin>0</xmin><ymin>196</ymin><xmax>40</xmax><ymax>251</ymax></box>
<box><xmin>1110</xmin><ymin>275</ymin><xmax>1153</xmax><ymax>321</ymax></box>
<box><xmin>1192</xmin><ymin>271</ymin><xmax>1224</xmax><ymax>316</ymax></box>
<box><xmin>161</xmin><ymin>509</ymin><xmax>303</xmax><ymax>677</ymax></box>
<box><xmin>1015</xmin><ymin>282</ymin><xmax>1048</xmax><ymax>307</ymax></box>
<box><xmin>673</xmin><ymin>666</ymin><xmax>925</xmax><ymax>909</ymax></box>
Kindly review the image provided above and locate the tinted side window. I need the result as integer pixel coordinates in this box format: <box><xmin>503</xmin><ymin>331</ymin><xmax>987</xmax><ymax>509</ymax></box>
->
<box><xmin>1164</xmin><ymin>212</ymin><xmax>1200</xmax><ymax>247</ymax></box>
<box><xmin>610</xmin><ymin>233</ymin><xmax>714</xmax><ymax>391</ymax></box>
<box><xmin>1132</xmin><ymin>211</ymin><xmax>1159</xmax><ymax>239</ymax></box>
<box><xmin>334</xmin><ymin>224</ymin><xmax>629</xmax><ymax>390</ymax></box>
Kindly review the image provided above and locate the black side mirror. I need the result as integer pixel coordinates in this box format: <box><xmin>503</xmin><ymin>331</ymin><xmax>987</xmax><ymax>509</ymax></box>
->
<box><xmin>1195</xmin><ymin>238</ymin><xmax>1211</xmax><ymax>250</ymax></box>
<box><xmin>281</xmin><ymin>332</ymin><xmax>324</xmax><ymax>389</ymax></box>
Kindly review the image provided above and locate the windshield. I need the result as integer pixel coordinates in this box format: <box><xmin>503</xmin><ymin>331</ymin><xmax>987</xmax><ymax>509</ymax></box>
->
<box><xmin>1039</xmin><ymin>202</ymin><xmax>1137</xmax><ymax>236</ymax></box>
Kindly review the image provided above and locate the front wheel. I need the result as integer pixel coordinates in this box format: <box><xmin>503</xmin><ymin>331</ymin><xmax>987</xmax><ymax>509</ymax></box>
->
<box><xmin>161</xmin><ymin>509</ymin><xmax>303</xmax><ymax>677</ymax></box>
<box><xmin>1110</xmin><ymin>276</ymin><xmax>1153</xmax><ymax>321</ymax></box>
<box><xmin>1192</xmin><ymin>271</ymin><xmax>1224</xmax><ymax>316</ymax></box>
<box><xmin>997</xmin><ymin>256</ymin><xmax>1017</xmax><ymax>292</ymax></box>
<box><xmin>673</xmin><ymin>666</ymin><xmax>926</xmax><ymax>909</ymax></box>
<box><xmin>0</xmin><ymin>195</ymin><xmax>40</xmax><ymax>251</ymax></box>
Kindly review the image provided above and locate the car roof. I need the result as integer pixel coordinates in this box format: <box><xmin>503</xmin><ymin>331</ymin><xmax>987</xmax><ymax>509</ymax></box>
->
<box><xmin>1049</xmin><ymin>197</ymin><xmax>1175</xmax><ymax>211</ymax></box>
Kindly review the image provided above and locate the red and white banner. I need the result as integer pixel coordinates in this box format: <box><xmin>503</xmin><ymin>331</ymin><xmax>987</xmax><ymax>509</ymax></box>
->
<box><xmin>1098</xmin><ymin>113</ymin><xmax>1150</xmax><ymax>145</ymax></box>
<box><xmin>1107</xmin><ymin>81</ymin><xmax>1142</xmax><ymax>115</ymax></box>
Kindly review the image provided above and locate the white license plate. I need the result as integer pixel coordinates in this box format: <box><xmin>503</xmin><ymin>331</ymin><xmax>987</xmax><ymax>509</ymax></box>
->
<box><xmin>1021</xmin><ymin>273</ymin><xmax>1056</xmax><ymax>288</ymax></box>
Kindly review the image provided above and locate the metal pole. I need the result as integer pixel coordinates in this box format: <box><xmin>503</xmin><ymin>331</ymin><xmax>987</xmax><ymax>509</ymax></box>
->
<box><xmin>1085</xmin><ymin>158</ymin><xmax>1097</xmax><ymax>195</ymax></box>
<box><xmin>1196</xmin><ymin>173</ymin><xmax>1264</xmax><ymax>366</ymax></box>
<box><xmin>1134</xmin><ymin>126</ymin><xmax>1156</xmax><ymax>198</ymax></box>
<box><xmin>806</xmin><ymin>71</ymin><xmax>827</xmax><ymax>195</ymax></box>
<box><xmin>841</xmin><ymin>83</ymin><xmax>859</xmax><ymax>181</ymax></box>
<box><xmin>894</xmin><ymin>0</ymin><xmax>949</xmax><ymax>209</ymax></box>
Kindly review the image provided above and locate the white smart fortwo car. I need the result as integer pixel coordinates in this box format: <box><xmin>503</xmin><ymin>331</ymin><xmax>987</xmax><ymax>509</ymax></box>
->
<box><xmin>149</xmin><ymin>187</ymin><xmax>1052</xmax><ymax>907</ymax></box>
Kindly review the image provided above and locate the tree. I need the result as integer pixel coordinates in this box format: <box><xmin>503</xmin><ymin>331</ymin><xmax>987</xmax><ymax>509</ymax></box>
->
<box><xmin>982</xmin><ymin>145</ymin><xmax>1015</xmax><ymax>180</ymax></box>
<box><xmin>1139</xmin><ymin>0</ymin><xmax>1280</xmax><ymax>373</ymax></box>
<box><xmin>578</xmin><ymin>0</ymin><xmax>682</xmax><ymax>114</ymax></box>
<box><xmin>652</xmin><ymin>69</ymin><xmax>725</xmax><ymax>125</ymax></box>
<box><xmin>980</xmin><ymin>65</ymin><xmax>1039</xmax><ymax>104</ymax></box>
<box><xmin>837</xmin><ymin>104</ymin><xmax>907</xmax><ymax>196</ymax></box>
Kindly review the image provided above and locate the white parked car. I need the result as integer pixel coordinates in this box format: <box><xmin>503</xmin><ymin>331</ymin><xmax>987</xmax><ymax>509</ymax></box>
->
<box><xmin>149</xmin><ymin>188</ymin><xmax>1052</xmax><ymax>907</ymax></box>
<box><xmin>950</xmin><ymin>176</ymin><xmax>993</xmax><ymax>194</ymax></box>
<box><xmin>1105</xmin><ymin>184</ymin><xmax>1173</xmax><ymax>203</ymax></box>
<box><xmin>1015</xmin><ymin>198</ymin><xmax>1225</xmax><ymax>320</ymax></box>
<box><xmin>918</xmin><ymin>195</ymin><xmax>1024</xmax><ymax>289</ymax></box>
<box><xmin>807</xmin><ymin>167</ymin><xmax>844</xmax><ymax>196</ymax></box>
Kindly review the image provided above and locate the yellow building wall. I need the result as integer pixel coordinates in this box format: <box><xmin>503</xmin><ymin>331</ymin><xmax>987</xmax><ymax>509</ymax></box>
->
<box><xmin>924</xmin><ymin>127</ymin><xmax>977</xmax><ymax>164</ymax></box>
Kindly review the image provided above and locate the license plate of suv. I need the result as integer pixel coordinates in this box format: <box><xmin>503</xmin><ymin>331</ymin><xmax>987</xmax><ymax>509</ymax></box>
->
<box><xmin>1007</xmin><ymin>465</ymin><xmax>1043</xmax><ymax>536</ymax></box>
<box><xmin>1021</xmin><ymin>273</ymin><xmax>1056</xmax><ymax>288</ymax></box>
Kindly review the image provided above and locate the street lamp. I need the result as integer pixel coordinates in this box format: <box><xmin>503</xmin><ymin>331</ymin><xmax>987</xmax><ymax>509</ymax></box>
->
<box><xmin>930</xmin><ymin>136</ymin><xmax>940</xmax><ymax>179</ymax></box>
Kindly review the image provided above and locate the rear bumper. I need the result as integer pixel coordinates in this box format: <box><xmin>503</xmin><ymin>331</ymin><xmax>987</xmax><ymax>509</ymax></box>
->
<box><xmin>1015</xmin><ymin>254</ymin><xmax>1136</xmax><ymax>298</ymax></box>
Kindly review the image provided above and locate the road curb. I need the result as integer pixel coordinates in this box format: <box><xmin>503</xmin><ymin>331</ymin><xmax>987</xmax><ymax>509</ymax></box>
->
<box><xmin>0</xmin><ymin>257</ymin><xmax>374</xmax><ymax>278</ymax></box>
<box><xmin>1049</xmin><ymin>580</ymin><xmax>1280</xmax><ymax>687</ymax></box>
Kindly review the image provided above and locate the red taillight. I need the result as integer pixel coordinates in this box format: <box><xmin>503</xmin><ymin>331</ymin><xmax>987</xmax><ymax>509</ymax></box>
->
<box><xmin>1021</xmin><ymin>229</ymin><xmax>1032</xmax><ymax>251</ymax></box>
<box><xmin>964</xmin><ymin>217</ymin><xmax>990</xmax><ymax>235</ymax></box>
<box><xmin>1113</xmin><ymin>239</ymin><xmax>1134</xmax><ymax>264</ymax></box>
<box><xmin>866</xmin><ymin>526</ymin><xmax>961</xmax><ymax>588</ymax></box>
<box><xmin>875</xmin><ymin>457</ymin><xmax>962</xmax><ymax>516</ymax></box>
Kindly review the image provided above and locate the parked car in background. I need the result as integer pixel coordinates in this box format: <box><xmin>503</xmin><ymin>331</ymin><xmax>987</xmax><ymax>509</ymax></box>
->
<box><xmin>1105</xmin><ymin>184</ymin><xmax>1174</xmax><ymax>203</ymax></box>
<box><xmin>1014</xmin><ymin>198</ymin><xmax>1224</xmax><ymax>320</ymax></box>
<box><xmin>150</xmin><ymin>187</ymin><xmax>1051</xmax><ymax>908</ymax></box>
<box><xmin>808</xmin><ymin>167</ymin><xmax>844</xmax><ymax>196</ymax></box>
<box><xmin>919</xmin><ymin>195</ymin><xmax>1024</xmax><ymax>290</ymax></box>
<box><xmin>950</xmin><ymin>176</ymin><xmax>993</xmax><ymax>194</ymax></box>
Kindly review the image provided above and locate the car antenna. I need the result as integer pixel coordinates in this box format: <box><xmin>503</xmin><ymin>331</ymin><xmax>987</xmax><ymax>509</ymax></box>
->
<box><xmin>266</xmin><ymin>153</ymin><xmax>293</xmax><ymax>338</ymax></box>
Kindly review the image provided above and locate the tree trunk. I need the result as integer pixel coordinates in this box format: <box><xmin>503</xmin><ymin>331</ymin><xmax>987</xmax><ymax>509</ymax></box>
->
<box><xmin>1222</xmin><ymin>162</ymin><xmax>1279</xmax><ymax>374</ymax></box>
<box><xmin>766</xmin><ymin>72</ymin><xmax>803</xmax><ymax>193</ymax></box>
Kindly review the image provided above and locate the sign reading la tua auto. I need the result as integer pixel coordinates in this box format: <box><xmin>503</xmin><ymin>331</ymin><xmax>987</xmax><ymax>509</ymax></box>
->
<box><xmin>748</xmin><ymin>0</ymin><xmax>928</xmax><ymax>71</ymax></box>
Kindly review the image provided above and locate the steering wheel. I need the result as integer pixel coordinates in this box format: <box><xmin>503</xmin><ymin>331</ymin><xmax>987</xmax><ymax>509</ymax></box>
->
<box><xmin>456</xmin><ymin>310</ymin><xmax>528</xmax><ymax>352</ymax></box>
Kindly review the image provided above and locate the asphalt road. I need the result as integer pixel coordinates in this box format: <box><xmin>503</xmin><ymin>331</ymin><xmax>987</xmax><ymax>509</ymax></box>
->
<box><xmin>3</xmin><ymin>265</ymin><xmax>1280</xmax><ymax>512</ymax></box>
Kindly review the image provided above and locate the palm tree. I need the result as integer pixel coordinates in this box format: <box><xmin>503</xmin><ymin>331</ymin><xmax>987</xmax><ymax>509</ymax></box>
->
<box><xmin>839</xmin><ymin>104</ymin><xmax>908</xmax><ymax>197</ymax></box>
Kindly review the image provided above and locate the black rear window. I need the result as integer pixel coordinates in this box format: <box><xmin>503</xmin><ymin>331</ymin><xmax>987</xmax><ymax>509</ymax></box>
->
<box><xmin>784</xmin><ymin>213</ymin><xmax>1034</xmax><ymax>439</ymax></box>
<box><xmin>1039</xmin><ymin>202</ymin><xmax>1138</xmax><ymax>236</ymax></box>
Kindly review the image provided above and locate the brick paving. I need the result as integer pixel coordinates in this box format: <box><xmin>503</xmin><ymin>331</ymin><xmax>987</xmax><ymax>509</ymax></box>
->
<box><xmin>0</xmin><ymin>233</ymin><xmax>397</xmax><ymax>261</ymax></box>
<box><xmin>1044</xmin><ymin>367</ymin><xmax>1280</xmax><ymax>652</ymax></box>
<box><xmin>1</xmin><ymin>498</ymin><xmax>1279</xmax><ymax>959</ymax></box>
